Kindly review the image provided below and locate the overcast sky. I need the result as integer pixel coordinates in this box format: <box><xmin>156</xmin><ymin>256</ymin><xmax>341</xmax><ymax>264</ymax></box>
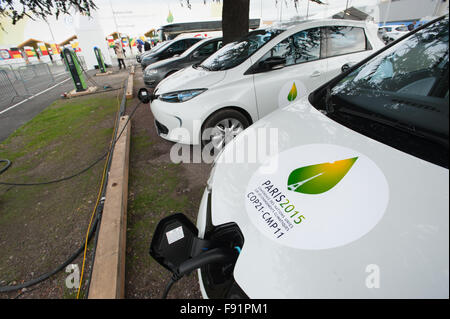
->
<box><xmin>0</xmin><ymin>0</ymin><xmax>381</xmax><ymax>46</ymax></box>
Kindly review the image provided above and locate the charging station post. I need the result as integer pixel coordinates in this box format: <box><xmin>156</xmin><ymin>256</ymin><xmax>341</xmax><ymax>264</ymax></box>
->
<box><xmin>62</xmin><ymin>47</ymin><xmax>87</xmax><ymax>92</ymax></box>
<box><xmin>94</xmin><ymin>46</ymin><xmax>113</xmax><ymax>77</ymax></box>
<box><xmin>94</xmin><ymin>47</ymin><xmax>106</xmax><ymax>73</ymax></box>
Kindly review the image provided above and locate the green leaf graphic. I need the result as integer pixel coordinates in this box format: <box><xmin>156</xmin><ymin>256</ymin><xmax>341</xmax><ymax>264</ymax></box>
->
<box><xmin>287</xmin><ymin>157</ymin><xmax>358</xmax><ymax>194</ymax></box>
<box><xmin>287</xmin><ymin>82</ymin><xmax>297</xmax><ymax>102</ymax></box>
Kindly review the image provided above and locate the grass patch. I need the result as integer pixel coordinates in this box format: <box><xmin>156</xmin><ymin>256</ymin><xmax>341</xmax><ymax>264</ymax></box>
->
<box><xmin>0</xmin><ymin>92</ymin><xmax>120</xmax><ymax>294</ymax></box>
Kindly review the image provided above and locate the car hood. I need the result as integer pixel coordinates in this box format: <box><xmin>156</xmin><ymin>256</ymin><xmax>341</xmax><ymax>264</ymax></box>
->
<box><xmin>209</xmin><ymin>97</ymin><xmax>449</xmax><ymax>298</ymax></box>
<box><xmin>142</xmin><ymin>52</ymin><xmax>159</xmax><ymax>61</ymax></box>
<box><xmin>155</xmin><ymin>65</ymin><xmax>226</xmax><ymax>94</ymax></box>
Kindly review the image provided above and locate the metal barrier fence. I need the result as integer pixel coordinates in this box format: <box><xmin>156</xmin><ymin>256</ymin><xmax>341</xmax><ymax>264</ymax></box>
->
<box><xmin>0</xmin><ymin>54</ymin><xmax>102</xmax><ymax>111</ymax></box>
<box><xmin>0</xmin><ymin>69</ymin><xmax>20</xmax><ymax>108</ymax></box>
<box><xmin>78</xmin><ymin>55</ymin><xmax>87</xmax><ymax>70</ymax></box>
<box><xmin>0</xmin><ymin>62</ymin><xmax>67</xmax><ymax>111</ymax></box>
<box><xmin>0</xmin><ymin>64</ymin><xmax>20</xmax><ymax>82</ymax></box>
<box><xmin>17</xmin><ymin>63</ymin><xmax>55</xmax><ymax>95</ymax></box>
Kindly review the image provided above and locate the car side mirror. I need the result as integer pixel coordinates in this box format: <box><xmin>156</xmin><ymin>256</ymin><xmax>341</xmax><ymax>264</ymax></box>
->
<box><xmin>341</xmin><ymin>63</ymin><xmax>351</xmax><ymax>73</ymax></box>
<box><xmin>138</xmin><ymin>88</ymin><xmax>151</xmax><ymax>104</ymax></box>
<box><xmin>260</xmin><ymin>56</ymin><xmax>286</xmax><ymax>71</ymax></box>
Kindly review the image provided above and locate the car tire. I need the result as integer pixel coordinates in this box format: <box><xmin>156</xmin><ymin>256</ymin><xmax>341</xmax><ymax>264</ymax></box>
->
<box><xmin>201</xmin><ymin>109</ymin><xmax>250</xmax><ymax>150</ymax></box>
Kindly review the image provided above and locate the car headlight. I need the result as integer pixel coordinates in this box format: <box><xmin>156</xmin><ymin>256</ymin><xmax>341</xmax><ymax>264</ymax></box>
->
<box><xmin>159</xmin><ymin>89</ymin><xmax>207</xmax><ymax>103</ymax></box>
<box><xmin>142</xmin><ymin>57</ymin><xmax>154</xmax><ymax>65</ymax></box>
<box><xmin>145</xmin><ymin>68</ymin><xmax>158</xmax><ymax>75</ymax></box>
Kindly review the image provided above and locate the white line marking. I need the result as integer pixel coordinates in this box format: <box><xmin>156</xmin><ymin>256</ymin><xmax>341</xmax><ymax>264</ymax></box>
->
<box><xmin>0</xmin><ymin>77</ymin><xmax>71</xmax><ymax>116</ymax></box>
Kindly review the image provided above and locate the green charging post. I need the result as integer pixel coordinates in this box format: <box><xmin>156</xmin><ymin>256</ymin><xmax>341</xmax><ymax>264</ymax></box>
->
<box><xmin>62</xmin><ymin>47</ymin><xmax>87</xmax><ymax>92</ymax></box>
<box><xmin>93</xmin><ymin>46</ymin><xmax>112</xmax><ymax>76</ymax></box>
<box><xmin>94</xmin><ymin>46</ymin><xmax>106</xmax><ymax>73</ymax></box>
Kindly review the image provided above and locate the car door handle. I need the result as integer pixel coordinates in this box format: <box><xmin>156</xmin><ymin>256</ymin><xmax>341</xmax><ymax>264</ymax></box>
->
<box><xmin>310</xmin><ymin>71</ymin><xmax>321</xmax><ymax>77</ymax></box>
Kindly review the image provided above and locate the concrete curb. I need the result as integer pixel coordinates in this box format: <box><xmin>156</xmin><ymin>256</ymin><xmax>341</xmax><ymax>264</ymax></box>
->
<box><xmin>66</xmin><ymin>86</ymin><xmax>98</xmax><ymax>98</ymax></box>
<box><xmin>126</xmin><ymin>67</ymin><xmax>134</xmax><ymax>100</ymax></box>
<box><xmin>88</xmin><ymin>115</ymin><xmax>131</xmax><ymax>299</ymax></box>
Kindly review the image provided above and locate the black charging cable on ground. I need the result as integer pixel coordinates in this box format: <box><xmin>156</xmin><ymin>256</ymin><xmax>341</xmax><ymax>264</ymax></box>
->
<box><xmin>0</xmin><ymin>99</ymin><xmax>142</xmax><ymax>294</ymax></box>
<box><xmin>0</xmin><ymin>101</ymin><xmax>141</xmax><ymax>187</ymax></box>
<box><xmin>0</xmin><ymin>217</ymin><xmax>100</xmax><ymax>293</ymax></box>
<box><xmin>0</xmin><ymin>159</ymin><xmax>11</xmax><ymax>176</ymax></box>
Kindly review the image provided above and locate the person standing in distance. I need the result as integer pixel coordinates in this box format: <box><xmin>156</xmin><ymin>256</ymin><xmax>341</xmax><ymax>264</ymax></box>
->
<box><xmin>144</xmin><ymin>41</ymin><xmax>151</xmax><ymax>51</ymax></box>
<box><xmin>114</xmin><ymin>41</ymin><xmax>126</xmax><ymax>70</ymax></box>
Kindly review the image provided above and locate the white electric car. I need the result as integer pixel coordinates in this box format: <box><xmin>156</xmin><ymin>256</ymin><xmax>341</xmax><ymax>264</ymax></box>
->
<box><xmin>150</xmin><ymin>19</ymin><xmax>383</xmax><ymax>148</ymax></box>
<box><xmin>196</xmin><ymin>16</ymin><xmax>449</xmax><ymax>298</ymax></box>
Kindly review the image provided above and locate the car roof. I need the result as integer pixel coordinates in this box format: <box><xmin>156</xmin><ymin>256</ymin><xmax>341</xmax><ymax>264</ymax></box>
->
<box><xmin>256</xmin><ymin>18</ymin><xmax>376</xmax><ymax>39</ymax></box>
<box><xmin>256</xmin><ymin>18</ymin><xmax>376</xmax><ymax>45</ymax></box>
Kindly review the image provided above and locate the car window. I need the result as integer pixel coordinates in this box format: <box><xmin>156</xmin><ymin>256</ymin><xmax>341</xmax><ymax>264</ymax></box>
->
<box><xmin>313</xmin><ymin>18</ymin><xmax>449</xmax><ymax>167</ymax></box>
<box><xmin>197</xmin><ymin>41</ymin><xmax>219</xmax><ymax>56</ymax></box>
<box><xmin>199</xmin><ymin>28</ymin><xmax>285</xmax><ymax>71</ymax></box>
<box><xmin>291</xmin><ymin>28</ymin><xmax>321</xmax><ymax>63</ymax></box>
<box><xmin>258</xmin><ymin>27</ymin><xmax>321</xmax><ymax>67</ymax></box>
<box><xmin>170</xmin><ymin>40</ymin><xmax>187</xmax><ymax>53</ymax></box>
<box><xmin>323</xmin><ymin>26</ymin><xmax>367</xmax><ymax>58</ymax></box>
<box><xmin>188</xmin><ymin>39</ymin><xmax>201</xmax><ymax>46</ymax></box>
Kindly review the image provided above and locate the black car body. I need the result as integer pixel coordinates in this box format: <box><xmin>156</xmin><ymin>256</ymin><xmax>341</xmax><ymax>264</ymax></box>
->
<box><xmin>140</xmin><ymin>37</ymin><xmax>202</xmax><ymax>69</ymax></box>
<box><xmin>143</xmin><ymin>37</ymin><xmax>223</xmax><ymax>88</ymax></box>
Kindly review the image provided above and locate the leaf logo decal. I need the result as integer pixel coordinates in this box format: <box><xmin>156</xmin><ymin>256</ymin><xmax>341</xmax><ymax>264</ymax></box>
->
<box><xmin>287</xmin><ymin>157</ymin><xmax>358</xmax><ymax>194</ymax></box>
<box><xmin>287</xmin><ymin>82</ymin><xmax>297</xmax><ymax>102</ymax></box>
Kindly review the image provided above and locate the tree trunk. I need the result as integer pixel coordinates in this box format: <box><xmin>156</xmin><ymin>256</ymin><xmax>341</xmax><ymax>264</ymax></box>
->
<box><xmin>222</xmin><ymin>0</ymin><xmax>250</xmax><ymax>45</ymax></box>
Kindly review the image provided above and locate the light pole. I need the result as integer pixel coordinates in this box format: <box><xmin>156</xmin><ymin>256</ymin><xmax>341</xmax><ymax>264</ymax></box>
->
<box><xmin>109</xmin><ymin>0</ymin><xmax>120</xmax><ymax>38</ymax></box>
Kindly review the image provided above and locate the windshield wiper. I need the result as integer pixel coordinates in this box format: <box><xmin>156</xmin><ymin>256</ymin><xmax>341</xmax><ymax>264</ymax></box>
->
<box><xmin>323</xmin><ymin>86</ymin><xmax>335</xmax><ymax>114</ymax></box>
<box><xmin>337</xmin><ymin>106</ymin><xmax>449</xmax><ymax>148</ymax></box>
<box><xmin>196</xmin><ymin>64</ymin><xmax>211</xmax><ymax>71</ymax></box>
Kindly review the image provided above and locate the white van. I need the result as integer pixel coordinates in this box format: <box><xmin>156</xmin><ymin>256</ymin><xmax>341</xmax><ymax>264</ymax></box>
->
<box><xmin>149</xmin><ymin>19</ymin><xmax>383</xmax><ymax>148</ymax></box>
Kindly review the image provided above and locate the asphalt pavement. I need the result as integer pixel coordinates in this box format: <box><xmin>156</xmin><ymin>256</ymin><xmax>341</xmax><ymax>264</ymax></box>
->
<box><xmin>0</xmin><ymin>65</ymin><xmax>131</xmax><ymax>143</ymax></box>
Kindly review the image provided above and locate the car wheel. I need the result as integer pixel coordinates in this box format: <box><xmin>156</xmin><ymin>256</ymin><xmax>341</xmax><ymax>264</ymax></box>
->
<box><xmin>201</xmin><ymin>109</ymin><xmax>250</xmax><ymax>150</ymax></box>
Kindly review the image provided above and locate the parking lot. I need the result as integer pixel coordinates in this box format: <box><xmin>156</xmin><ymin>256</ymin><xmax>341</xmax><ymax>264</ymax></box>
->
<box><xmin>0</xmin><ymin>0</ymin><xmax>448</xmax><ymax>304</ymax></box>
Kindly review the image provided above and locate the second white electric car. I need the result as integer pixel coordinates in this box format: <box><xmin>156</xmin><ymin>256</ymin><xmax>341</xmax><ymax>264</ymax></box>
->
<box><xmin>150</xmin><ymin>19</ymin><xmax>383</xmax><ymax>148</ymax></box>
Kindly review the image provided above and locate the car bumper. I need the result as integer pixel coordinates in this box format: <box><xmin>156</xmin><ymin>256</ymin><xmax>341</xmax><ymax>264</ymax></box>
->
<box><xmin>150</xmin><ymin>97</ymin><xmax>204</xmax><ymax>145</ymax></box>
<box><xmin>143</xmin><ymin>73</ymin><xmax>164</xmax><ymax>88</ymax></box>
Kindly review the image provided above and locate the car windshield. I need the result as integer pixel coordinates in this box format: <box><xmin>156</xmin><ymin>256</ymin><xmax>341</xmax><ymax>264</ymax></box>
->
<box><xmin>198</xmin><ymin>28</ymin><xmax>285</xmax><ymax>71</ymax></box>
<box><xmin>313</xmin><ymin>17</ymin><xmax>449</xmax><ymax>167</ymax></box>
<box><xmin>148</xmin><ymin>40</ymin><xmax>172</xmax><ymax>54</ymax></box>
